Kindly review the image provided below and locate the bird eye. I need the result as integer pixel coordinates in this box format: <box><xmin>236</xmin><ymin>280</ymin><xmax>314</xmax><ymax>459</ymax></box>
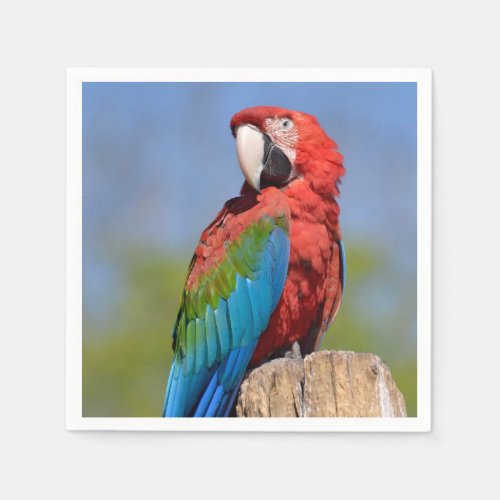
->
<box><xmin>281</xmin><ymin>119</ymin><xmax>293</xmax><ymax>131</ymax></box>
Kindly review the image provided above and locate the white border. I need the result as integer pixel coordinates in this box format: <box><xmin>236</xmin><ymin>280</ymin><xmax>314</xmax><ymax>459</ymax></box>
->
<box><xmin>66</xmin><ymin>68</ymin><xmax>432</xmax><ymax>432</ymax></box>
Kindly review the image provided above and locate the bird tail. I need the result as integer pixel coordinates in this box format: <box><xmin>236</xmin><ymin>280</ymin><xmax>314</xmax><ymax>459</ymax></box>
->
<box><xmin>162</xmin><ymin>340</ymin><xmax>257</xmax><ymax>417</ymax></box>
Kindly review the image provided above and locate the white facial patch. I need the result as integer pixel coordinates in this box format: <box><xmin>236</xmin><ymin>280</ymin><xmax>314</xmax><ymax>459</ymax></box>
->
<box><xmin>263</xmin><ymin>117</ymin><xmax>298</xmax><ymax>164</ymax></box>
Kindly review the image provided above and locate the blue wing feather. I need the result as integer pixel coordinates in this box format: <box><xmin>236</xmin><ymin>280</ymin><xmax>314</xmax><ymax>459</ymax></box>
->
<box><xmin>193</xmin><ymin>371</ymin><xmax>218</xmax><ymax>417</ymax></box>
<box><xmin>213</xmin><ymin>302</ymin><xmax>230</xmax><ymax>360</ymax></box>
<box><xmin>204</xmin><ymin>307</ymin><xmax>218</xmax><ymax>366</ymax></box>
<box><xmin>163</xmin><ymin>224</ymin><xmax>289</xmax><ymax>417</ymax></box>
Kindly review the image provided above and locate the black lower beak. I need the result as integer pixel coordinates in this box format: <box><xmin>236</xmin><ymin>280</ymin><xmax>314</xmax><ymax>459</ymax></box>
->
<box><xmin>260</xmin><ymin>134</ymin><xmax>293</xmax><ymax>189</ymax></box>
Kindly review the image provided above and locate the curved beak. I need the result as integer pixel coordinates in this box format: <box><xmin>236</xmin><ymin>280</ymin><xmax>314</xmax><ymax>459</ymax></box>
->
<box><xmin>235</xmin><ymin>124</ymin><xmax>293</xmax><ymax>192</ymax></box>
<box><xmin>235</xmin><ymin>125</ymin><xmax>265</xmax><ymax>192</ymax></box>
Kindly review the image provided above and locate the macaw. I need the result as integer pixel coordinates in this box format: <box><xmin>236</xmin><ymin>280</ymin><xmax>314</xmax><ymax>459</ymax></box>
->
<box><xmin>163</xmin><ymin>106</ymin><xmax>345</xmax><ymax>417</ymax></box>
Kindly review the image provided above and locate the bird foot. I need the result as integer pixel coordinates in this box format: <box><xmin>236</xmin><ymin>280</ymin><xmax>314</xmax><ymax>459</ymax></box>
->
<box><xmin>272</xmin><ymin>341</ymin><xmax>302</xmax><ymax>361</ymax></box>
<box><xmin>287</xmin><ymin>341</ymin><xmax>303</xmax><ymax>360</ymax></box>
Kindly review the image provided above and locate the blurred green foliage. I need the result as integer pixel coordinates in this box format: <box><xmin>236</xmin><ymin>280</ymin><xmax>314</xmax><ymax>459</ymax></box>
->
<box><xmin>83</xmin><ymin>242</ymin><xmax>417</xmax><ymax>417</ymax></box>
<box><xmin>322</xmin><ymin>243</ymin><xmax>417</xmax><ymax>417</ymax></box>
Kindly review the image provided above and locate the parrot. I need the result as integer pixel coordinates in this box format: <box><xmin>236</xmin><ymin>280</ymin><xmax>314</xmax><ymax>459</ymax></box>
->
<box><xmin>162</xmin><ymin>106</ymin><xmax>345</xmax><ymax>417</ymax></box>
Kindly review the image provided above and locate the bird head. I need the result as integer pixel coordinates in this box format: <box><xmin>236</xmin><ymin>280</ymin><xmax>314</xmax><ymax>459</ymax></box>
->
<box><xmin>230</xmin><ymin>106</ymin><xmax>344</xmax><ymax>195</ymax></box>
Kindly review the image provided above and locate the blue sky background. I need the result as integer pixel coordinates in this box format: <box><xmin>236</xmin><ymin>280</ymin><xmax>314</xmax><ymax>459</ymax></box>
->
<box><xmin>83</xmin><ymin>81</ymin><xmax>416</xmax><ymax>346</ymax></box>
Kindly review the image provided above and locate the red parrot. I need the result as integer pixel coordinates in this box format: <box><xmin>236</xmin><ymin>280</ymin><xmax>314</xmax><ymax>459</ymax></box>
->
<box><xmin>163</xmin><ymin>106</ymin><xmax>345</xmax><ymax>417</ymax></box>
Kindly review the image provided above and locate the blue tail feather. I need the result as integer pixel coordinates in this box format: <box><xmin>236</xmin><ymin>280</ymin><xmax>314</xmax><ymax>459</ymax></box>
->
<box><xmin>204</xmin><ymin>385</ymin><xmax>225</xmax><ymax>417</ymax></box>
<box><xmin>193</xmin><ymin>371</ymin><xmax>218</xmax><ymax>417</ymax></box>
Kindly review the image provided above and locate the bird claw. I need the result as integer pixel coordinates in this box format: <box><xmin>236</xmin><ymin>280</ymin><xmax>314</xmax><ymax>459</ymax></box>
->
<box><xmin>283</xmin><ymin>341</ymin><xmax>302</xmax><ymax>360</ymax></box>
<box><xmin>265</xmin><ymin>341</ymin><xmax>303</xmax><ymax>363</ymax></box>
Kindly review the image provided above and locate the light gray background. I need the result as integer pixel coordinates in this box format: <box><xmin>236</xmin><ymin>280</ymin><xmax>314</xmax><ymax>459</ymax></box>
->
<box><xmin>1</xmin><ymin>1</ymin><xmax>498</xmax><ymax>498</ymax></box>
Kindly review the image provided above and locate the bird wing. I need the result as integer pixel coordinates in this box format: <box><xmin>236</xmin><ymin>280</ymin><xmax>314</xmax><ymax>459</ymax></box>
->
<box><xmin>305</xmin><ymin>238</ymin><xmax>345</xmax><ymax>354</ymax></box>
<box><xmin>163</xmin><ymin>195</ymin><xmax>290</xmax><ymax>417</ymax></box>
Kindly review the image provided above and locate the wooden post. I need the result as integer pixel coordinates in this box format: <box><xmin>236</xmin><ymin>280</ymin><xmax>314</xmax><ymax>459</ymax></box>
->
<box><xmin>236</xmin><ymin>348</ymin><xmax>407</xmax><ymax>418</ymax></box>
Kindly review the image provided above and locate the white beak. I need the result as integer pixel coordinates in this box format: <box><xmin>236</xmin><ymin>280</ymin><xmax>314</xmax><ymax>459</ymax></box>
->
<box><xmin>235</xmin><ymin>125</ymin><xmax>265</xmax><ymax>192</ymax></box>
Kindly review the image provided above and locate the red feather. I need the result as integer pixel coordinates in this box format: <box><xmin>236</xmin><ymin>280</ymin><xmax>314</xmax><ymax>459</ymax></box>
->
<box><xmin>231</xmin><ymin>107</ymin><xmax>345</xmax><ymax>365</ymax></box>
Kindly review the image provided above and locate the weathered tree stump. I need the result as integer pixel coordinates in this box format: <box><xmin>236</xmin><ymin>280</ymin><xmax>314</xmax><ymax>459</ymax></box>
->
<box><xmin>236</xmin><ymin>348</ymin><xmax>407</xmax><ymax>417</ymax></box>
